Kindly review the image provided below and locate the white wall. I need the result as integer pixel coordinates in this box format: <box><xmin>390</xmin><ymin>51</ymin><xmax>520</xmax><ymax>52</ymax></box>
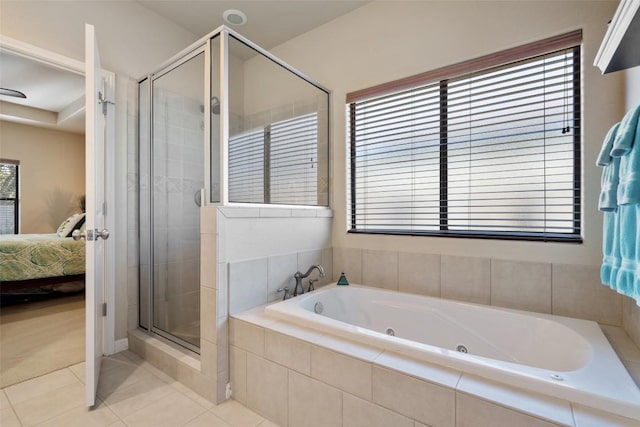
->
<box><xmin>265</xmin><ymin>0</ymin><xmax>623</xmax><ymax>266</ymax></box>
<box><xmin>625</xmin><ymin>66</ymin><xmax>640</xmax><ymax>109</ymax></box>
<box><xmin>0</xmin><ymin>0</ymin><xmax>199</xmax><ymax>78</ymax></box>
<box><xmin>0</xmin><ymin>120</ymin><xmax>85</xmax><ymax>233</ymax></box>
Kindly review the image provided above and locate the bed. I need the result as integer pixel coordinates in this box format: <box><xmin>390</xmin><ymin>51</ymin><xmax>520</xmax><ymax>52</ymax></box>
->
<box><xmin>0</xmin><ymin>214</ymin><xmax>86</xmax><ymax>293</ymax></box>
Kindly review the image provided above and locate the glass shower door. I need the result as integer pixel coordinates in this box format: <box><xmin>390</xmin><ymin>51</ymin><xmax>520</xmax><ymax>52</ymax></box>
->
<box><xmin>151</xmin><ymin>51</ymin><xmax>204</xmax><ymax>350</ymax></box>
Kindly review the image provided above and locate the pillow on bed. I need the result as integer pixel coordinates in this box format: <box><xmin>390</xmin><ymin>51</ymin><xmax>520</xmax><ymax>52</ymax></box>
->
<box><xmin>56</xmin><ymin>213</ymin><xmax>85</xmax><ymax>238</ymax></box>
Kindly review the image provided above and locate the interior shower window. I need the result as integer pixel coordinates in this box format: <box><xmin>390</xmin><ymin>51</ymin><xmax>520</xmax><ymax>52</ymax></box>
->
<box><xmin>269</xmin><ymin>113</ymin><xmax>319</xmax><ymax>204</ymax></box>
<box><xmin>0</xmin><ymin>160</ymin><xmax>19</xmax><ymax>234</ymax></box>
<box><xmin>229</xmin><ymin>128</ymin><xmax>265</xmax><ymax>203</ymax></box>
<box><xmin>228</xmin><ymin>113</ymin><xmax>319</xmax><ymax>204</ymax></box>
<box><xmin>347</xmin><ymin>32</ymin><xmax>581</xmax><ymax>241</ymax></box>
<box><xmin>227</xmin><ymin>35</ymin><xmax>329</xmax><ymax>206</ymax></box>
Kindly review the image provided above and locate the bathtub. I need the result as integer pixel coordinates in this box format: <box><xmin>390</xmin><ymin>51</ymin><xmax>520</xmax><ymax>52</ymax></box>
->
<box><xmin>265</xmin><ymin>284</ymin><xmax>640</xmax><ymax>421</ymax></box>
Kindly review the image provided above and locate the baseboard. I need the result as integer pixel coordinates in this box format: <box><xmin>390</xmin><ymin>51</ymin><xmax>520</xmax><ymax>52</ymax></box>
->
<box><xmin>114</xmin><ymin>338</ymin><xmax>129</xmax><ymax>353</ymax></box>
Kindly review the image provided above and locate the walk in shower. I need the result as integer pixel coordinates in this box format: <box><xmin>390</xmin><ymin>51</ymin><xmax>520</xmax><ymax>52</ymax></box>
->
<box><xmin>138</xmin><ymin>28</ymin><xmax>329</xmax><ymax>352</ymax></box>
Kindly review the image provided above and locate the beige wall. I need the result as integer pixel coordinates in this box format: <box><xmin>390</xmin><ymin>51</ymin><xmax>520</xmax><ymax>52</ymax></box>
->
<box><xmin>0</xmin><ymin>120</ymin><xmax>85</xmax><ymax>233</ymax></box>
<box><xmin>263</xmin><ymin>0</ymin><xmax>623</xmax><ymax>266</ymax></box>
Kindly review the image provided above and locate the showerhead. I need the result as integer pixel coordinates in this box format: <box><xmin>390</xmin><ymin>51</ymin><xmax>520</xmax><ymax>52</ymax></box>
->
<box><xmin>211</xmin><ymin>96</ymin><xmax>220</xmax><ymax>115</ymax></box>
<box><xmin>200</xmin><ymin>96</ymin><xmax>221</xmax><ymax>115</ymax></box>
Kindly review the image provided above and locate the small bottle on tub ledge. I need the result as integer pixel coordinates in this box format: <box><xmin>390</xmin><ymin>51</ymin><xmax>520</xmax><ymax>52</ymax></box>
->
<box><xmin>337</xmin><ymin>272</ymin><xmax>349</xmax><ymax>286</ymax></box>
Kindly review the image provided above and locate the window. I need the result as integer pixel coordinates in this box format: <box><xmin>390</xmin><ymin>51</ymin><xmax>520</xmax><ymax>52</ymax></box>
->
<box><xmin>229</xmin><ymin>113</ymin><xmax>319</xmax><ymax>205</ymax></box>
<box><xmin>347</xmin><ymin>31</ymin><xmax>581</xmax><ymax>241</ymax></box>
<box><xmin>0</xmin><ymin>159</ymin><xmax>19</xmax><ymax>234</ymax></box>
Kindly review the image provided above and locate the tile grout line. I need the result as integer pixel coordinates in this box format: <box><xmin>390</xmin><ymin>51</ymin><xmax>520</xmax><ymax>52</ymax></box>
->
<box><xmin>1</xmin><ymin>390</ymin><xmax>22</xmax><ymax>426</ymax></box>
<box><xmin>67</xmin><ymin>364</ymin><xmax>85</xmax><ymax>384</ymax></box>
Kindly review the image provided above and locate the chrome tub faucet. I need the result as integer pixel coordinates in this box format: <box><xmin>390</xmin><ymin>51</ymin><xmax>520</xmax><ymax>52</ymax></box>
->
<box><xmin>293</xmin><ymin>264</ymin><xmax>325</xmax><ymax>296</ymax></box>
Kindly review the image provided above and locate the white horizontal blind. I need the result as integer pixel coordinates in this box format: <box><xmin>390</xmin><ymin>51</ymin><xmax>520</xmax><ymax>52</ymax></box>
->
<box><xmin>270</xmin><ymin>113</ymin><xmax>318</xmax><ymax>205</ymax></box>
<box><xmin>348</xmin><ymin>45</ymin><xmax>581</xmax><ymax>241</ymax></box>
<box><xmin>228</xmin><ymin>113</ymin><xmax>319</xmax><ymax>205</ymax></box>
<box><xmin>0</xmin><ymin>160</ymin><xmax>19</xmax><ymax>235</ymax></box>
<box><xmin>228</xmin><ymin>129</ymin><xmax>264</xmax><ymax>203</ymax></box>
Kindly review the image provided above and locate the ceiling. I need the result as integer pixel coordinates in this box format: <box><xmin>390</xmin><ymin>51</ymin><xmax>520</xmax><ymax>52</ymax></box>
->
<box><xmin>136</xmin><ymin>0</ymin><xmax>369</xmax><ymax>49</ymax></box>
<box><xmin>0</xmin><ymin>50</ymin><xmax>85</xmax><ymax>134</ymax></box>
<box><xmin>0</xmin><ymin>0</ymin><xmax>369</xmax><ymax>135</ymax></box>
<box><xmin>0</xmin><ymin>51</ymin><xmax>84</xmax><ymax>111</ymax></box>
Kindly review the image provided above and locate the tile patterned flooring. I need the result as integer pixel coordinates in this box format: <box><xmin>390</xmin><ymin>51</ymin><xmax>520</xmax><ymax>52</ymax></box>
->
<box><xmin>1</xmin><ymin>351</ymin><xmax>278</xmax><ymax>427</ymax></box>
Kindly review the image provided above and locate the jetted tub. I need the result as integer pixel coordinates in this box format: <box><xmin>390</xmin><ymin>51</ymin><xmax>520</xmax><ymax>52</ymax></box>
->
<box><xmin>265</xmin><ymin>284</ymin><xmax>640</xmax><ymax>420</ymax></box>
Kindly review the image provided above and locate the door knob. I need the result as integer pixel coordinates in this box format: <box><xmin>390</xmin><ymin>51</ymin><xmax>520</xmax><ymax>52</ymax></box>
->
<box><xmin>95</xmin><ymin>229</ymin><xmax>110</xmax><ymax>240</ymax></box>
<box><xmin>75</xmin><ymin>229</ymin><xmax>110</xmax><ymax>241</ymax></box>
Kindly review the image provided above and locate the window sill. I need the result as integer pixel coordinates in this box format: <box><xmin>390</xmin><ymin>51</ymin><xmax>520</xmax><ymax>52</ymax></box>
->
<box><xmin>347</xmin><ymin>229</ymin><xmax>583</xmax><ymax>243</ymax></box>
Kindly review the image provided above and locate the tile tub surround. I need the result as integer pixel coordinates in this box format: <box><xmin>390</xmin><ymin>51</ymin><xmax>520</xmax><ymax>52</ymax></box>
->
<box><xmin>230</xmin><ymin>308</ymin><xmax>640</xmax><ymax>427</ymax></box>
<box><xmin>228</xmin><ymin>248</ymin><xmax>333</xmax><ymax>315</ymax></box>
<box><xmin>333</xmin><ymin>248</ymin><xmax>623</xmax><ymax>327</ymax></box>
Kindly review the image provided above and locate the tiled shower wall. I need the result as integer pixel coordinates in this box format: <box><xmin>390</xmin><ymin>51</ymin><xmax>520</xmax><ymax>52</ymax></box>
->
<box><xmin>332</xmin><ymin>247</ymin><xmax>623</xmax><ymax>327</ymax></box>
<box><xmin>148</xmin><ymin>88</ymin><xmax>204</xmax><ymax>334</ymax></box>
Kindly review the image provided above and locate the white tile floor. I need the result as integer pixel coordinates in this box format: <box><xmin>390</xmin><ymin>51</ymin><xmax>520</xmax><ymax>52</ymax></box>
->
<box><xmin>1</xmin><ymin>351</ymin><xmax>277</xmax><ymax>427</ymax></box>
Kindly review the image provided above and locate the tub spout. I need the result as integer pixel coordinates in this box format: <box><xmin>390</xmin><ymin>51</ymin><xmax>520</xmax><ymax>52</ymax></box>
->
<box><xmin>293</xmin><ymin>264</ymin><xmax>325</xmax><ymax>296</ymax></box>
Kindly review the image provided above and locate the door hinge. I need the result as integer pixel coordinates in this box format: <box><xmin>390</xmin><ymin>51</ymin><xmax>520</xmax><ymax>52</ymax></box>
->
<box><xmin>102</xmin><ymin>302</ymin><xmax>107</xmax><ymax>316</ymax></box>
<box><xmin>98</xmin><ymin>91</ymin><xmax>114</xmax><ymax>116</ymax></box>
<box><xmin>102</xmin><ymin>201</ymin><xmax>107</xmax><ymax>215</ymax></box>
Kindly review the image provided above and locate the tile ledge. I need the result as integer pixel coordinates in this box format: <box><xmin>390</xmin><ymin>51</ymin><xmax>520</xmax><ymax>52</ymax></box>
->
<box><xmin>457</xmin><ymin>374</ymin><xmax>574</xmax><ymax>427</ymax></box>
<box><xmin>373</xmin><ymin>350</ymin><xmax>462</xmax><ymax>389</ymax></box>
<box><xmin>129</xmin><ymin>328</ymin><xmax>201</xmax><ymax>371</ymax></box>
<box><xmin>572</xmin><ymin>403</ymin><xmax>640</xmax><ymax>427</ymax></box>
<box><xmin>217</xmin><ymin>205</ymin><xmax>332</xmax><ymax>218</ymax></box>
<box><xmin>232</xmin><ymin>305</ymin><xmax>280</xmax><ymax>328</ymax></box>
<box><xmin>231</xmin><ymin>304</ymin><xmax>383</xmax><ymax>362</ymax></box>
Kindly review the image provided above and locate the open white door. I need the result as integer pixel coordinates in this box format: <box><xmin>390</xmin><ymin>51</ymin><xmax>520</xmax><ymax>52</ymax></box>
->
<box><xmin>84</xmin><ymin>23</ymin><xmax>111</xmax><ymax>408</ymax></box>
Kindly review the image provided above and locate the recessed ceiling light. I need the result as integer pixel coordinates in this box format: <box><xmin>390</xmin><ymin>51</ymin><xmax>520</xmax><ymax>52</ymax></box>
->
<box><xmin>0</xmin><ymin>88</ymin><xmax>26</xmax><ymax>98</ymax></box>
<box><xmin>223</xmin><ymin>9</ymin><xmax>247</xmax><ymax>26</ymax></box>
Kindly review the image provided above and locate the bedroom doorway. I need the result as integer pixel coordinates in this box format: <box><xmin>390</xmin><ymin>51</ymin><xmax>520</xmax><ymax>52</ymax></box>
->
<box><xmin>0</xmin><ymin>43</ymin><xmax>88</xmax><ymax>388</ymax></box>
<box><xmin>0</xmin><ymin>33</ymin><xmax>116</xmax><ymax>393</ymax></box>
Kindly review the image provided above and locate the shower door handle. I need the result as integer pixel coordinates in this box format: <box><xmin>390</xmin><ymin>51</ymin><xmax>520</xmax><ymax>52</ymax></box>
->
<box><xmin>194</xmin><ymin>190</ymin><xmax>202</xmax><ymax>207</ymax></box>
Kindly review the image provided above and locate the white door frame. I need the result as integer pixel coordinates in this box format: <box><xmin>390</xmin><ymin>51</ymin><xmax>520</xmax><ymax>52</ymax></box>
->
<box><xmin>0</xmin><ymin>34</ymin><xmax>117</xmax><ymax>355</ymax></box>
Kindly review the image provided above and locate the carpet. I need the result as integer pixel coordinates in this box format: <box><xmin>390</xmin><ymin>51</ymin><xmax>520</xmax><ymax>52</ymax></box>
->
<box><xmin>0</xmin><ymin>292</ymin><xmax>85</xmax><ymax>387</ymax></box>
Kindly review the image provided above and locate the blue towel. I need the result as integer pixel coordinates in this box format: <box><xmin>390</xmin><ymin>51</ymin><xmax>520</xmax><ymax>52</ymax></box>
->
<box><xmin>617</xmin><ymin>115</ymin><xmax>640</xmax><ymax>205</ymax></box>
<box><xmin>611</xmin><ymin>105</ymin><xmax>640</xmax><ymax>157</ymax></box>
<box><xmin>613</xmin><ymin>204</ymin><xmax>640</xmax><ymax>299</ymax></box>
<box><xmin>600</xmin><ymin>105</ymin><xmax>640</xmax><ymax>306</ymax></box>
<box><xmin>600</xmin><ymin>158</ymin><xmax>621</xmax><ymax>211</ymax></box>
<box><xmin>601</xmin><ymin>210</ymin><xmax>620</xmax><ymax>286</ymax></box>
<box><xmin>597</xmin><ymin>123</ymin><xmax>620</xmax><ymax>167</ymax></box>
<box><xmin>598</xmin><ymin>123</ymin><xmax>621</xmax><ymax>211</ymax></box>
